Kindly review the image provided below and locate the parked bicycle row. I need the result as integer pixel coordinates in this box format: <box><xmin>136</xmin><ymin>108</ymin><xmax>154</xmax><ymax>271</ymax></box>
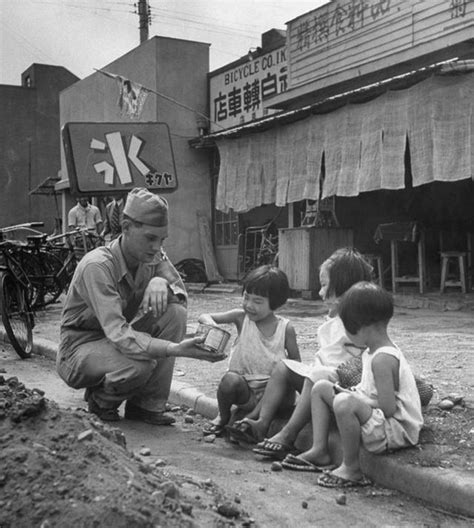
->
<box><xmin>0</xmin><ymin>222</ymin><xmax>101</xmax><ymax>358</ymax></box>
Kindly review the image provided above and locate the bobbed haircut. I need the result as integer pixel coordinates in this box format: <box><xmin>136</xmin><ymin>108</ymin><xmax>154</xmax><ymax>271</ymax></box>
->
<box><xmin>338</xmin><ymin>281</ymin><xmax>394</xmax><ymax>335</ymax></box>
<box><xmin>242</xmin><ymin>265</ymin><xmax>290</xmax><ymax>310</ymax></box>
<box><xmin>321</xmin><ymin>247</ymin><xmax>373</xmax><ymax>298</ymax></box>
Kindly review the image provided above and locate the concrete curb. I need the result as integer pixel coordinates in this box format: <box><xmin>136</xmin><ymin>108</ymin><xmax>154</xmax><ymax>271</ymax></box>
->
<box><xmin>2</xmin><ymin>329</ymin><xmax>473</xmax><ymax>518</ymax></box>
<box><xmin>360</xmin><ymin>451</ymin><xmax>474</xmax><ymax>519</ymax></box>
<box><xmin>173</xmin><ymin>379</ymin><xmax>474</xmax><ymax>519</ymax></box>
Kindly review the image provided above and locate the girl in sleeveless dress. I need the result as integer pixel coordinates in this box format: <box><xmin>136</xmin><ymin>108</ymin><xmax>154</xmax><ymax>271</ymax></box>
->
<box><xmin>198</xmin><ymin>265</ymin><xmax>300</xmax><ymax>441</ymax></box>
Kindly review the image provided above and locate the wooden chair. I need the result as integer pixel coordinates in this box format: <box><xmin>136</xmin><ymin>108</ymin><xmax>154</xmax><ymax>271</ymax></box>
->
<box><xmin>374</xmin><ymin>222</ymin><xmax>426</xmax><ymax>294</ymax></box>
<box><xmin>301</xmin><ymin>198</ymin><xmax>339</xmax><ymax>228</ymax></box>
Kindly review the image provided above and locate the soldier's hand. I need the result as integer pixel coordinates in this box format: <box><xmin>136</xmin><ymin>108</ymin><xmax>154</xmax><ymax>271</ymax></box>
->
<box><xmin>141</xmin><ymin>277</ymin><xmax>168</xmax><ymax>317</ymax></box>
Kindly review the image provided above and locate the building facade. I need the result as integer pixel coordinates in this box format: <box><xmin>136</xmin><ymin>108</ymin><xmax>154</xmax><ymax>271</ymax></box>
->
<box><xmin>58</xmin><ymin>36</ymin><xmax>211</xmax><ymax>265</ymax></box>
<box><xmin>0</xmin><ymin>64</ymin><xmax>78</xmax><ymax>231</ymax></box>
<box><xmin>199</xmin><ymin>0</ymin><xmax>474</xmax><ymax>291</ymax></box>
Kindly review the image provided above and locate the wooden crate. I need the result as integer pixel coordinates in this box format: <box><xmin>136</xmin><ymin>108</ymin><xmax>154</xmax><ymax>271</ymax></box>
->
<box><xmin>278</xmin><ymin>227</ymin><xmax>354</xmax><ymax>292</ymax></box>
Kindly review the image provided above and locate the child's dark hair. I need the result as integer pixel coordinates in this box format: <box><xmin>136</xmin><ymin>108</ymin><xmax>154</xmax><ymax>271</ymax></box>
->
<box><xmin>242</xmin><ymin>265</ymin><xmax>290</xmax><ymax>310</ymax></box>
<box><xmin>338</xmin><ymin>282</ymin><xmax>394</xmax><ymax>335</ymax></box>
<box><xmin>321</xmin><ymin>247</ymin><xmax>373</xmax><ymax>298</ymax></box>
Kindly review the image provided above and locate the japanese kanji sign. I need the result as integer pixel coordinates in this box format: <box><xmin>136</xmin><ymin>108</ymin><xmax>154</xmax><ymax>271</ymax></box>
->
<box><xmin>287</xmin><ymin>0</ymin><xmax>474</xmax><ymax>90</ymax></box>
<box><xmin>62</xmin><ymin>122</ymin><xmax>178</xmax><ymax>195</ymax></box>
<box><xmin>209</xmin><ymin>46</ymin><xmax>287</xmax><ymax>132</ymax></box>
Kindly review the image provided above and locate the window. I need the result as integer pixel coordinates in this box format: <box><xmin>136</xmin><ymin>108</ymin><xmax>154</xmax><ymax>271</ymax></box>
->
<box><xmin>215</xmin><ymin>208</ymin><xmax>239</xmax><ymax>246</ymax></box>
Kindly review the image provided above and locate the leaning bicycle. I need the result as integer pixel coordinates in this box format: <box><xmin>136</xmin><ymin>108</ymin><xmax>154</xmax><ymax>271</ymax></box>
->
<box><xmin>0</xmin><ymin>239</ymin><xmax>35</xmax><ymax>358</ymax></box>
<box><xmin>18</xmin><ymin>227</ymin><xmax>98</xmax><ymax>309</ymax></box>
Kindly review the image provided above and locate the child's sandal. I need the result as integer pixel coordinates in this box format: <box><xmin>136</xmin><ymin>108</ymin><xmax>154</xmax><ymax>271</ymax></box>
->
<box><xmin>202</xmin><ymin>423</ymin><xmax>225</xmax><ymax>437</ymax></box>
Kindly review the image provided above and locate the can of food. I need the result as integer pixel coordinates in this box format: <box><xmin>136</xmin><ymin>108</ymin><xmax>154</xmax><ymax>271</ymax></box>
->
<box><xmin>196</xmin><ymin>323</ymin><xmax>230</xmax><ymax>355</ymax></box>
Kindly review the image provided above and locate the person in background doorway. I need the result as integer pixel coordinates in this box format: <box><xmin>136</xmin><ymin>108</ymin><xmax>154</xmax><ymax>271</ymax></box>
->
<box><xmin>102</xmin><ymin>194</ymin><xmax>125</xmax><ymax>242</ymax></box>
<box><xmin>68</xmin><ymin>196</ymin><xmax>103</xmax><ymax>236</ymax></box>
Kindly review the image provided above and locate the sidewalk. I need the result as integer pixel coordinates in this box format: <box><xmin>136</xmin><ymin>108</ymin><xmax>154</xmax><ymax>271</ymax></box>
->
<box><xmin>1</xmin><ymin>285</ymin><xmax>473</xmax><ymax>518</ymax></box>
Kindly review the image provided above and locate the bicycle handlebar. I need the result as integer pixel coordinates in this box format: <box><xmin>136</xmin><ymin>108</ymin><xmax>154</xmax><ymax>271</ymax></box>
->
<box><xmin>0</xmin><ymin>239</ymin><xmax>27</xmax><ymax>248</ymax></box>
<box><xmin>0</xmin><ymin>222</ymin><xmax>44</xmax><ymax>233</ymax></box>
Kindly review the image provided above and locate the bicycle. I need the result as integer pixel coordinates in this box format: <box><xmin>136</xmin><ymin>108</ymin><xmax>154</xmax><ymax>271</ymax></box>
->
<box><xmin>0</xmin><ymin>222</ymin><xmax>101</xmax><ymax>359</ymax></box>
<box><xmin>0</xmin><ymin>238</ymin><xmax>35</xmax><ymax>359</ymax></box>
<box><xmin>20</xmin><ymin>227</ymin><xmax>100</xmax><ymax>309</ymax></box>
<box><xmin>23</xmin><ymin>230</ymin><xmax>81</xmax><ymax>308</ymax></box>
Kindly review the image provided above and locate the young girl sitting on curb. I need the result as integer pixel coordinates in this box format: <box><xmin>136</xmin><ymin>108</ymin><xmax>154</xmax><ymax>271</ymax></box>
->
<box><xmin>250</xmin><ymin>248</ymin><xmax>373</xmax><ymax>458</ymax></box>
<box><xmin>284</xmin><ymin>282</ymin><xmax>423</xmax><ymax>487</ymax></box>
<box><xmin>198</xmin><ymin>265</ymin><xmax>300</xmax><ymax>441</ymax></box>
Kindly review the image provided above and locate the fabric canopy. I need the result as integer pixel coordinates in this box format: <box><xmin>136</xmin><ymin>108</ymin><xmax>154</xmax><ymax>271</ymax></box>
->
<box><xmin>215</xmin><ymin>73</ymin><xmax>474</xmax><ymax>213</ymax></box>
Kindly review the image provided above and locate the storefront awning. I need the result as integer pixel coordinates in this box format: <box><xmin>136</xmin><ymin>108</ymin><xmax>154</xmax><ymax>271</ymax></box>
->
<box><xmin>215</xmin><ymin>71</ymin><xmax>474</xmax><ymax>213</ymax></box>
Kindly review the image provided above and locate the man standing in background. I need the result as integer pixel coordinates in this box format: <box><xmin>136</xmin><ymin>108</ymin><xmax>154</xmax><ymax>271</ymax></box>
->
<box><xmin>68</xmin><ymin>196</ymin><xmax>103</xmax><ymax>236</ymax></box>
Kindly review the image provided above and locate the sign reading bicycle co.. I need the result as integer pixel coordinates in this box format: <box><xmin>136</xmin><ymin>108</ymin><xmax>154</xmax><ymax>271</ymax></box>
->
<box><xmin>62</xmin><ymin>122</ymin><xmax>178</xmax><ymax>195</ymax></box>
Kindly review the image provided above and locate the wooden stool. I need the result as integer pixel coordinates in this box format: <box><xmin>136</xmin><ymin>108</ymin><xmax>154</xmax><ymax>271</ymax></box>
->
<box><xmin>363</xmin><ymin>253</ymin><xmax>384</xmax><ymax>288</ymax></box>
<box><xmin>391</xmin><ymin>235</ymin><xmax>426</xmax><ymax>294</ymax></box>
<box><xmin>440</xmin><ymin>251</ymin><xmax>467</xmax><ymax>293</ymax></box>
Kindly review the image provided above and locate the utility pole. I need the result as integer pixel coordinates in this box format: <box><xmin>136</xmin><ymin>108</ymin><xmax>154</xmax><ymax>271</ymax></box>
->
<box><xmin>137</xmin><ymin>0</ymin><xmax>151</xmax><ymax>43</ymax></box>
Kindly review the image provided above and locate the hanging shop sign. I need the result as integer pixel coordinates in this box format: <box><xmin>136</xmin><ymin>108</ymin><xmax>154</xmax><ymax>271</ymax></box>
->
<box><xmin>209</xmin><ymin>46</ymin><xmax>287</xmax><ymax>132</ymax></box>
<box><xmin>62</xmin><ymin>122</ymin><xmax>178</xmax><ymax>195</ymax></box>
<box><xmin>285</xmin><ymin>0</ymin><xmax>474</xmax><ymax>92</ymax></box>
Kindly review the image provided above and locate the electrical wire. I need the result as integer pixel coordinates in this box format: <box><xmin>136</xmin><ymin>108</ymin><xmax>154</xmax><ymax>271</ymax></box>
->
<box><xmin>27</xmin><ymin>1</ymin><xmax>132</xmax><ymax>14</ymax></box>
<box><xmin>150</xmin><ymin>7</ymin><xmax>262</xmax><ymax>38</ymax></box>
<box><xmin>150</xmin><ymin>14</ymin><xmax>258</xmax><ymax>40</ymax></box>
<box><xmin>0</xmin><ymin>19</ymin><xmax>59</xmax><ymax>66</ymax></box>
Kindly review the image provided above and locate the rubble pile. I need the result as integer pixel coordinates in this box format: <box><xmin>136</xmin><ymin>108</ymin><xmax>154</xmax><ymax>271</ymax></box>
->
<box><xmin>0</xmin><ymin>376</ymin><xmax>249</xmax><ymax>527</ymax></box>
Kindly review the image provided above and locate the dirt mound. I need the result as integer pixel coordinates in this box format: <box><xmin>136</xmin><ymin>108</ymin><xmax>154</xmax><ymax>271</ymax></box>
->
<box><xmin>0</xmin><ymin>376</ymin><xmax>253</xmax><ymax>528</ymax></box>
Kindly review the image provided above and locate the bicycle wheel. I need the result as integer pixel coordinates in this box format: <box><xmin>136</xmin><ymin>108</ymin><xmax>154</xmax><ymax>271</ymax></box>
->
<box><xmin>0</xmin><ymin>272</ymin><xmax>33</xmax><ymax>359</ymax></box>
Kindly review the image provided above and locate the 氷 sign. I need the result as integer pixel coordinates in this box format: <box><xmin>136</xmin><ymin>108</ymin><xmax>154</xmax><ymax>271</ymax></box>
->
<box><xmin>62</xmin><ymin>122</ymin><xmax>178</xmax><ymax>195</ymax></box>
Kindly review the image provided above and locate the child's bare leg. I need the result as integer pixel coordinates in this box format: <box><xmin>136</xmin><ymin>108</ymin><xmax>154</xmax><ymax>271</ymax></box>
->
<box><xmin>263</xmin><ymin>368</ymin><xmax>336</xmax><ymax>446</ymax></box>
<box><xmin>330</xmin><ymin>393</ymin><xmax>372</xmax><ymax>481</ymax></box>
<box><xmin>294</xmin><ymin>380</ymin><xmax>334</xmax><ymax>466</ymax></box>
<box><xmin>243</xmin><ymin>363</ymin><xmax>303</xmax><ymax>440</ymax></box>
<box><xmin>262</xmin><ymin>378</ymin><xmax>313</xmax><ymax>446</ymax></box>
<box><xmin>214</xmin><ymin>372</ymin><xmax>250</xmax><ymax>426</ymax></box>
<box><xmin>243</xmin><ymin>398</ymin><xmax>262</xmax><ymax>421</ymax></box>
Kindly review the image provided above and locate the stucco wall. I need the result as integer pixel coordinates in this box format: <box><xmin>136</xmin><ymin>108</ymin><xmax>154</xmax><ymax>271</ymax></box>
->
<box><xmin>0</xmin><ymin>65</ymin><xmax>77</xmax><ymax>230</ymax></box>
<box><xmin>0</xmin><ymin>85</ymin><xmax>35</xmax><ymax>227</ymax></box>
<box><xmin>59</xmin><ymin>36</ymin><xmax>211</xmax><ymax>264</ymax></box>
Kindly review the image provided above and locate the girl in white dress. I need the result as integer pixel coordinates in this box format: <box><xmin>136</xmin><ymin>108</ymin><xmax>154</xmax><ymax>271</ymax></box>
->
<box><xmin>297</xmin><ymin>282</ymin><xmax>423</xmax><ymax>487</ymax></box>
<box><xmin>198</xmin><ymin>265</ymin><xmax>300</xmax><ymax>440</ymax></box>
